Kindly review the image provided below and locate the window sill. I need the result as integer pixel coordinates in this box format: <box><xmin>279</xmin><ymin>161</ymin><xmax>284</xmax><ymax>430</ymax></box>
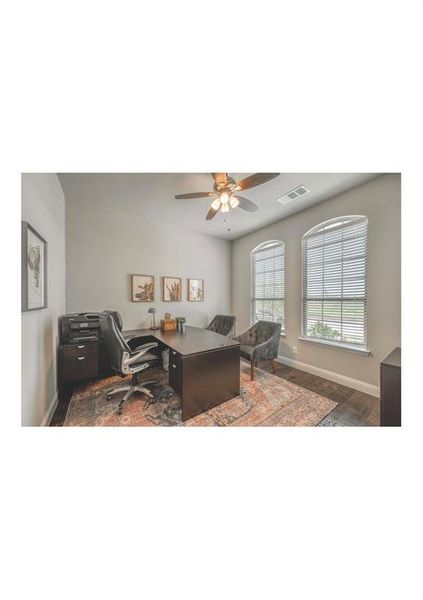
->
<box><xmin>298</xmin><ymin>335</ymin><xmax>370</xmax><ymax>356</ymax></box>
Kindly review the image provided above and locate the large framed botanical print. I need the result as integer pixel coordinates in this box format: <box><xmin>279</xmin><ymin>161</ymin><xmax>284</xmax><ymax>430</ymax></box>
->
<box><xmin>132</xmin><ymin>274</ymin><xmax>154</xmax><ymax>302</ymax></box>
<box><xmin>22</xmin><ymin>221</ymin><xmax>48</xmax><ymax>311</ymax></box>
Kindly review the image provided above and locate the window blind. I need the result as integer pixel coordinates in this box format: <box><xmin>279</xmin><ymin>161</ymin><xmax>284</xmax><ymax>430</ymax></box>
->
<box><xmin>251</xmin><ymin>240</ymin><xmax>285</xmax><ymax>329</ymax></box>
<box><xmin>302</xmin><ymin>216</ymin><xmax>367</xmax><ymax>348</ymax></box>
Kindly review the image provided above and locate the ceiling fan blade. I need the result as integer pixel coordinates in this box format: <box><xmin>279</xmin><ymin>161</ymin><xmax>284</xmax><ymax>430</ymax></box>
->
<box><xmin>175</xmin><ymin>192</ymin><xmax>214</xmax><ymax>199</ymax></box>
<box><xmin>206</xmin><ymin>206</ymin><xmax>219</xmax><ymax>220</ymax></box>
<box><xmin>237</xmin><ymin>196</ymin><xmax>258</xmax><ymax>212</ymax></box>
<box><xmin>236</xmin><ymin>173</ymin><xmax>280</xmax><ymax>191</ymax></box>
<box><xmin>211</xmin><ymin>173</ymin><xmax>228</xmax><ymax>186</ymax></box>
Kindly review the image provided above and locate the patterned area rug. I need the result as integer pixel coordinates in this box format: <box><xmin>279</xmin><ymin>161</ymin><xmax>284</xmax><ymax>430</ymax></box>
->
<box><xmin>63</xmin><ymin>362</ymin><xmax>337</xmax><ymax>427</ymax></box>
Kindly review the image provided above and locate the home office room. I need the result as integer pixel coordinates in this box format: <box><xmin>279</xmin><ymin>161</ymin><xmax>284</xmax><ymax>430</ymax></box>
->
<box><xmin>6</xmin><ymin>1</ymin><xmax>421</xmax><ymax>599</ymax></box>
<box><xmin>21</xmin><ymin>172</ymin><xmax>401</xmax><ymax>427</ymax></box>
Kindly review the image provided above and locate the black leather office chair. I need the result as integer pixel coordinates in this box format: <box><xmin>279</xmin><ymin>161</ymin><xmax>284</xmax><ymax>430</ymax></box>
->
<box><xmin>100</xmin><ymin>312</ymin><xmax>160</xmax><ymax>415</ymax></box>
<box><xmin>205</xmin><ymin>315</ymin><xmax>236</xmax><ymax>337</ymax></box>
<box><xmin>103</xmin><ymin>309</ymin><xmax>123</xmax><ymax>331</ymax></box>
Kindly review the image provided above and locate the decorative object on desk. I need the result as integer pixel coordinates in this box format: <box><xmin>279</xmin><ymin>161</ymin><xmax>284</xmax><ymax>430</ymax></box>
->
<box><xmin>160</xmin><ymin>312</ymin><xmax>177</xmax><ymax>331</ymax></box>
<box><xmin>188</xmin><ymin>278</ymin><xmax>204</xmax><ymax>302</ymax></box>
<box><xmin>163</xmin><ymin>276</ymin><xmax>182</xmax><ymax>302</ymax></box>
<box><xmin>148</xmin><ymin>307</ymin><xmax>160</xmax><ymax>330</ymax></box>
<box><xmin>132</xmin><ymin>274</ymin><xmax>154</xmax><ymax>302</ymax></box>
<box><xmin>21</xmin><ymin>221</ymin><xmax>48</xmax><ymax>311</ymax></box>
<box><xmin>176</xmin><ymin>316</ymin><xmax>186</xmax><ymax>333</ymax></box>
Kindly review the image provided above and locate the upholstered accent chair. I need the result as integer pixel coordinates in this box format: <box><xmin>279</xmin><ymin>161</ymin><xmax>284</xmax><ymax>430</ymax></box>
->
<box><xmin>205</xmin><ymin>315</ymin><xmax>236</xmax><ymax>338</ymax></box>
<box><xmin>234</xmin><ymin>320</ymin><xmax>282</xmax><ymax>380</ymax></box>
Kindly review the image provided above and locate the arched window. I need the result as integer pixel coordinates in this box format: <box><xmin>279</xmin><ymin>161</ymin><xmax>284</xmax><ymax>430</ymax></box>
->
<box><xmin>251</xmin><ymin>240</ymin><xmax>285</xmax><ymax>330</ymax></box>
<box><xmin>302</xmin><ymin>216</ymin><xmax>368</xmax><ymax>350</ymax></box>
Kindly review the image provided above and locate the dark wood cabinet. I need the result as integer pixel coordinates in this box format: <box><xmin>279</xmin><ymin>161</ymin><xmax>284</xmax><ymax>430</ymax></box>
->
<box><xmin>167</xmin><ymin>343</ymin><xmax>240</xmax><ymax>421</ymax></box>
<box><xmin>169</xmin><ymin>349</ymin><xmax>183</xmax><ymax>398</ymax></box>
<box><xmin>180</xmin><ymin>345</ymin><xmax>240</xmax><ymax>421</ymax></box>
<box><xmin>58</xmin><ymin>341</ymin><xmax>111</xmax><ymax>390</ymax></box>
<box><xmin>380</xmin><ymin>347</ymin><xmax>401</xmax><ymax>427</ymax></box>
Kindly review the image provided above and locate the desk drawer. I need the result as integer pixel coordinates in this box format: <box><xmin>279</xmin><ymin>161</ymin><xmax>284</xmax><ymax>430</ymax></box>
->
<box><xmin>169</xmin><ymin>352</ymin><xmax>183</xmax><ymax>397</ymax></box>
<box><xmin>60</xmin><ymin>344</ymin><xmax>98</xmax><ymax>384</ymax></box>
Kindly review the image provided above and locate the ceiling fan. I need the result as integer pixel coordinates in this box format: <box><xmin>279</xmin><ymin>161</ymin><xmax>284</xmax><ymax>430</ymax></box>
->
<box><xmin>175</xmin><ymin>173</ymin><xmax>280</xmax><ymax>220</ymax></box>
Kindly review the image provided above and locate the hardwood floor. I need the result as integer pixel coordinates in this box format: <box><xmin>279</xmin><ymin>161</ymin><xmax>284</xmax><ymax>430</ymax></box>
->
<box><xmin>50</xmin><ymin>387</ymin><xmax>72</xmax><ymax>427</ymax></box>
<box><xmin>51</xmin><ymin>362</ymin><xmax>380</xmax><ymax>427</ymax></box>
<box><xmin>261</xmin><ymin>360</ymin><xmax>380</xmax><ymax>426</ymax></box>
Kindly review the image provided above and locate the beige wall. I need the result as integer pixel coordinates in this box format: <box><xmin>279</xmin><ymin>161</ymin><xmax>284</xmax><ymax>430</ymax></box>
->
<box><xmin>231</xmin><ymin>174</ymin><xmax>401</xmax><ymax>388</ymax></box>
<box><xmin>66</xmin><ymin>198</ymin><xmax>231</xmax><ymax>329</ymax></box>
<box><xmin>21</xmin><ymin>174</ymin><xmax>66</xmax><ymax>425</ymax></box>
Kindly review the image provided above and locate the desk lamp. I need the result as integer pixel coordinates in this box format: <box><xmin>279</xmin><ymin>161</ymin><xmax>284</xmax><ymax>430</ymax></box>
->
<box><xmin>148</xmin><ymin>307</ymin><xmax>160</xmax><ymax>330</ymax></box>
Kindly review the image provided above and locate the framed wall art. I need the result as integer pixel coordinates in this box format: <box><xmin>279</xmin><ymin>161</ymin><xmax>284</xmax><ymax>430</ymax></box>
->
<box><xmin>132</xmin><ymin>274</ymin><xmax>154</xmax><ymax>302</ymax></box>
<box><xmin>188</xmin><ymin>278</ymin><xmax>204</xmax><ymax>302</ymax></box>
<box><xmin>163</xmin><ymin>276</ymin><xmax>182</xmax><ymax>302</ymax></box>
<box><xmin>22</xmin><ymin>221</ymin><xmax>48</xmax><ymax>311</ymax></box>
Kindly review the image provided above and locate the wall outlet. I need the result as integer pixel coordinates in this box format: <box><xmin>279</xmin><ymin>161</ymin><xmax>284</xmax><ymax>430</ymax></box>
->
<box><xmin>292</xmin><ymin>346</ymin><xmax>298</xmax><ymax>354</ymax></box>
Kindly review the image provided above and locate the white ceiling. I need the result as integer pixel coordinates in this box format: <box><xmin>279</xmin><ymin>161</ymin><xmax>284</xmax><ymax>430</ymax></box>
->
<box><xmin>58</xmin><ymin>173</ymin><xmax>381</xmax><ymax>241</ymax></box>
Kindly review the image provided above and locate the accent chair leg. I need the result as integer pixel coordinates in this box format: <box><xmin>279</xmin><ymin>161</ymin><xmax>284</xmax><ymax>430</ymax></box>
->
<box><xmin>251</xmin><ymin>360</ymin><xmax>255</xmax><ymax>381</ymax></box>
<box><xmin>271</xmin><ymin>359</ymin><xmax>277</xmax><ymax>374</ymax></box>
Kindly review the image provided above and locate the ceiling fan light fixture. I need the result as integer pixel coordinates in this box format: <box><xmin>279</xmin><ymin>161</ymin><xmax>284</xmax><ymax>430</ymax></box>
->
<box><xmin>210</xmin><ymin>197</ymin><xmax>221</xmax><ymax>211</ymax></box>
<box><xmin>220</xmin><ymin>191</ymin><xmax>230</xmax><ymax>205</ymax></box>
<box><xmin>176</xmin><ymin>173</ymin><xmax>277</xmax><ymax>222</ymax></box>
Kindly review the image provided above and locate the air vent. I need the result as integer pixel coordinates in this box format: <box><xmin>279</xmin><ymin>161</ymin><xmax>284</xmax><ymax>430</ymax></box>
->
<box><xmin>277</xmin><ymin>185</ymin><xmax>310</xmax><ymax>205</ymax></box>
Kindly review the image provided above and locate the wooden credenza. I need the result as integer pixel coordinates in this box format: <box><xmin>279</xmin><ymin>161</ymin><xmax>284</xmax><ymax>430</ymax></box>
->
<box><xmin>380</xmin><ymin>347</ymin><xmax>401</xmax><ymax>426</ymax></box>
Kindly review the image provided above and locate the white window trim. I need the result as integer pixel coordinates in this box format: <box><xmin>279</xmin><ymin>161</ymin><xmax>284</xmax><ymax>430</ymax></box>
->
<box><xmin>250</xmin><ymin>240</ymin><xmax>285</xmax><ymax>333</ymax></box>
<box><xmin>301</xmin><ymin>215</ymin><xmax>369</xmax><ymax>352</ymax></box>
<box><xmin>298</xmin><ymin>335</ymin><xmax>370</xmax><ymax>356</ymax></box>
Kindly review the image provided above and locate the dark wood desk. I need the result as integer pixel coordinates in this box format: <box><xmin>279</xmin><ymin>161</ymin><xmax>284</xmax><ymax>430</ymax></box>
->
<box><xmin>124</xmin><ymin>326</ymin><xmax>240</xmax><ymax>421</ymax></box>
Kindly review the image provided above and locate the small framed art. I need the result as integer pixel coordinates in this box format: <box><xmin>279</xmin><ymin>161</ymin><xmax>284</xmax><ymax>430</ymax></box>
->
<box><xmin>163</xmin><ymin>276</ymin><xmax>182</xmax><ymax>302</ymax></box>
<box><xmin>22</xmin><ymin>221</ymin><xmax>48</xmax><ymax>311</ymax></box>
<box><xmin>188</xmin><ymin>278</ymin><xmax>204</xmax><ymax>302</ymax></box>
<box><xmin>132</xmin><ymin>274</ymin><xmax>154</xmax><ymax>302</ymax></box>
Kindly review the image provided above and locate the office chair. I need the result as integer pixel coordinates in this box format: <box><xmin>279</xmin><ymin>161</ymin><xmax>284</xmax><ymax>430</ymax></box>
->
<box><xmin>100</xmin><ymin>312</ymin><xmax>160</xmax><ymax>415</ymax></box>
<box><xmin>103</xmin><ymin>308</ymin><xmax>160</xmax><ymax>354</ymax></box>
<box><xmin>103</xmin><ymin>309</ymin><xmax>123</xmax><ymax>331</ymax></box>
<box><xmin>205</xmin><ymin>315</ymin><xmax>236</xmax><ymax>338</ymax></box>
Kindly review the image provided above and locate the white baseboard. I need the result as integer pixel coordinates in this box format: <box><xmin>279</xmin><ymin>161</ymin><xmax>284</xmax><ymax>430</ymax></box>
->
<box><xmin>41</xmin><ymin>393</ymin><xmax>58</xmax><ymax>426</ymax></box>
<box><xmin>276</xmin><ymin>355</ymin><xmax>380</xmax><ymax>398</ymax></box>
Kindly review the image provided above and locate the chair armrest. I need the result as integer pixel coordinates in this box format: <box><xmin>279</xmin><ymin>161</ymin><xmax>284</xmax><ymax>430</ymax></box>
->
<box><xmin>234</xmin><ymin>330</ymin><xmax>251</xmax><ymax>345</ymax></box>
<box><xmin>252</xmin><ymin>335</ymin><xmax>280</xmax><ymax>362</ymax></box>
<box><xmin>125</xmin><ymin>334</ymin><xmax>152</xmax><ymax>349</ymax></box>
<box><xmin>126</xmin><ymin>342</ymin><xmax>158</xmax><ymax>365</ymax></box>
